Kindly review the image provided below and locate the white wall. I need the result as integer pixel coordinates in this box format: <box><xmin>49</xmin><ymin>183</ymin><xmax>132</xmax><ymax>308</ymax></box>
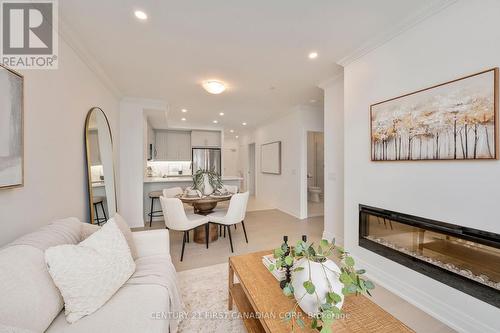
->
<box><xmin>0</xmin><ymin>39</ymin><xmax>119</xmax><ymax>245</ymax></box>
<box><xmin>240</xmin><ymin>105</ymin><xmax>323</xmax><ymax>218</ymax></box>
<box><xmin>343</xmin><ymin>1</ymin><xmax>500</xmax><ymax>332</ymax></box>
<box><xmin>320</xmin><ymin>74</ymin><xmax>344</xmax><ymax>244</ymax></box>
<box><xmin>119</xmin><ymin>99</ymin><xmax>167</xmax><ymax>228</ymax></box>
<box><xmin>223</xmin><ymin>137</ymin><xmax>240</xmax><ymax>177</ymax></box>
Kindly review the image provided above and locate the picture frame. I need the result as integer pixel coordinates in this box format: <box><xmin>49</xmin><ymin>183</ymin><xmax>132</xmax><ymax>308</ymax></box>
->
<box><xmin>261</xmin><ymin>141</ymin><xmax>281</xmax><ymax>174</ymax></box>
<box><xmin>370</xmin><ymin>68</ymin><xmax>498</xmax><ymax>161</ymax></box>
<box><xmin>0</xmin><ymin>64</ymin><xmax>24</xmax><ymax>189</ymax></box>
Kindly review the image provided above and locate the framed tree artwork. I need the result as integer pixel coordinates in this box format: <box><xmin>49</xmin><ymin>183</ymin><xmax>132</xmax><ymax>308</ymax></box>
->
<box><xmin>0</xmin><ymin>65</ymin><xmax>24</xmax><ymax>189</ymax></box>
<box><xmin>370</xmin><ymin>68</ymin><xmax>498</xmax><ymax>161</ymax></box>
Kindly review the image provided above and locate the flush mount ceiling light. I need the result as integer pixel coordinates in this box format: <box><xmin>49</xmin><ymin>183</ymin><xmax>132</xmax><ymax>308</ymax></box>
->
<box><xmin>202</xmin><ymin>80</ymin><xmax>226</xmax><ymax>94</ymax></box>
<box><xmin>181</xmin><ymin>108</ymin><xmax>187</xmax><ymax>113</ymax></box>
<box><xmin>308</xmin><ymin>51</ymin><xmax>318</xmax><ymax>59</ymax></box>
<box><xmin>134</xmin><ymin>10</ymin><xmax>148</xmax><ymax>20</ymax></box>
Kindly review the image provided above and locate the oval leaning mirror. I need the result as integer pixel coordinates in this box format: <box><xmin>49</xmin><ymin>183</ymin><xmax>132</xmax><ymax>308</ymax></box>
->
<box><xmin>85</xmin><ymin>107</ymin><xmax>117</xmax><ymax>224</ymax></box>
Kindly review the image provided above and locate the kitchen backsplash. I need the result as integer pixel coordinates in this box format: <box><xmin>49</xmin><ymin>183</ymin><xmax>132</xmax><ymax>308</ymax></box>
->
<box><xmin>147</xmin><ymin>161</ymin><xmax>192</xmax><ymax>177</ymax></box>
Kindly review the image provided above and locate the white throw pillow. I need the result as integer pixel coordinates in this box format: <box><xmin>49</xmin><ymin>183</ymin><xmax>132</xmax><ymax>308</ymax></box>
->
<box><xmin>44</xmin><ymin>220</ymin><xmax>136</xmax><ymax>323</ymax></box>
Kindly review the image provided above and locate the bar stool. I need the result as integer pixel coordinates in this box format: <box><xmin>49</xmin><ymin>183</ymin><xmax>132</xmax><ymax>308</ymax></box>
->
<box><xmin>93</xmin><ymin>196</ymin><xmax>107</xmax><ymax>225</ymax></box>
<box><xmin>148</xmin><ymin>191</ymin><xmax>164</xmax><ymax>227</ymax></box>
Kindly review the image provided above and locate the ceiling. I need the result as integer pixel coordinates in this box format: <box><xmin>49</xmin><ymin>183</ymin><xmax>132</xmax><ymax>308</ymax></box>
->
<box><xmin>60</xmin><ymin>0</ymin><xmax>445</xmax><ymax>135</ymax></box>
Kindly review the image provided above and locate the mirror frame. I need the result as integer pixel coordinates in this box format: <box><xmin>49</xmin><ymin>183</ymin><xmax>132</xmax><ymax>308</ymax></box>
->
<box><xmin>84</xmin><ymin>107</ymin><xmax>117</xmax><ymax>224</ymax></box>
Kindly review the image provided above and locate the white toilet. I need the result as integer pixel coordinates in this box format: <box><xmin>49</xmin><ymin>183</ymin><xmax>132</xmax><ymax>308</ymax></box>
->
<box><xmin>308</xmin><ymin>186</ymin><xmax>322</xmax><ymax>203</ymax></box>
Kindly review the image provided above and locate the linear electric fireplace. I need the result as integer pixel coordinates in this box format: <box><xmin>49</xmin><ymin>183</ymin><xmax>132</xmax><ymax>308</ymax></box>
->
<box><xmin>359</xmin><ymin>205</ymin><xmax>500</xmax><ymax>307</ymax></box>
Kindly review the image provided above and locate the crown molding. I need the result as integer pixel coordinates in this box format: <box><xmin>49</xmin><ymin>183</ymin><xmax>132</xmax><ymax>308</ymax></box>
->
<box><xmin>58</xmin><ymin>18</ymin><xmax>122</xmax><ymax>98</ymax></box>
<box><xmin>337</xmin><ymin>0</ymin><xmax>458</xmax><ymax>67</ymax></box>
<box><xmin>318</xmin><ymin>71</ymin><xmax>344</xmax><ymax>90</ymax></box>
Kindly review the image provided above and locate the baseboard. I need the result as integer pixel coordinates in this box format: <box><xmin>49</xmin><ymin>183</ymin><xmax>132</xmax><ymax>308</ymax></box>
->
<box><xmin>353</xmin><ymin>253</ymin><xmax>498</xmax><ymax>333</ymax></box>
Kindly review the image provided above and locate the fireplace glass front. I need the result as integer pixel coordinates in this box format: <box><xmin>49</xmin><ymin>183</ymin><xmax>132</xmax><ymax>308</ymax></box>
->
<box><xmin>359</xmin><ymin>205</ymin><xmax>500</xmax><ymax>307</ymax></box>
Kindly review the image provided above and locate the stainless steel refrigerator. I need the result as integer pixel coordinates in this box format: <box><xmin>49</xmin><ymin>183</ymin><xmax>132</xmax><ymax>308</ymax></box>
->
<box><xmin>192</xmin><ymin>148</ymin><xmax>221</xmax><ymax>175</ymax></box>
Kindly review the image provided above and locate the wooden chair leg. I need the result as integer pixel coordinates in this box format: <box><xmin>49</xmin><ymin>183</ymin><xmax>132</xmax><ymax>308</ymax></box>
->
<box><xmin>180</xmin><ymin>231</ymin><xmax>186</xmax><ymax>262</ymax></box>
<box><xmin>227</xmin><ymin>225</ymin><xmax>234</xmax><ymax>253</ymax></box>
<box><xmin>241</xmin><ymin>221</ymin><xmax>248</xmax><ymax>243</ymax></box>
<box><xmin>205</xmin><ymin>224</ymin><xmax>209</xmax><ymax>249</ymax></box>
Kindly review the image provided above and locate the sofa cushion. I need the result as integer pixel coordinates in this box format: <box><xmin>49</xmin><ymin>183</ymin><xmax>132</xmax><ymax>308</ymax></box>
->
<box><xmin>0</xmin><ymin>245</ymin><xmax>64</xmax><ymax>332</ymax></box>
<box><xmin>45</xmin><ymin>284</ymin><xmax>170</xmax><ymax>333</ymax></box>
<box><xmin>44</xmin><ymin>221</ymin><xmax>136</xmax><ymax>323</ymax></box>
<box><xmin>109</xmin><ymin>213</ymin><xmax>138</xmax><ymax>259</ymax></box>
<box><xmin>9</xmin><ymin>217</ymin><xmax>82</xmax><ymax>250</ymax></box>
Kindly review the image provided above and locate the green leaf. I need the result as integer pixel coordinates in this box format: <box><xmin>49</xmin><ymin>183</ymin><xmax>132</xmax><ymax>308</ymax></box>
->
<box><xmin>320</xmin><ymin>239</ymin><xmax>329</xmax><ymax>248</ymax></box>
<box><xmin>339</xmin><ymin>272</ymin><xmax>352</xmax><ymax>284</ymax></box>
<box><xmin>284</xmin><ymin>255</ymin><xmax>293</xmax><ymax>266</ymax></box>
<box><xmin>303</xmin><ymin>280</ymin><xmax>316</xmax><ymax>294</ymax></box>
<box><xmin>267</xmin><ymin>264</ymin><xmax>275</xmax><ymax>272</ymax></box>
<box><xmin>274</xmin><ymin>248</ymin><xmax>283</xmax><ymax>258</ymax></box>
<box><xmin>283</xmin><ymin>284</ymin><xmax>293</xmax><ymax>297</ymax></box>
<box><xmin>356</xmin><ymin>269</ymin><xmax>366</xmax><ymax>274</ymax></box>
<box><xmin>320</xmin><ymin>326</ymin><xmax>332</xmax><ymax>333</ymax></box>
<box><xmin>321</xmin><ymin>302</ymin><xmax>333</xmax><ymax>311</ymax></box>
<box><xmin>364</xmin><ymin>280</ymin><xmax>375</xmax><ymax>290</ymax></box>
<box><xmin>341</xmin><ymin>287</ymin><xmax>350</xmax><ymax>295</ymax></box>
<box><xmin>293</xmin><ymin>266</ymin><xmax>304</xmax><ymax>272</ymax></box>
<box><xmin>328</xmin><ymin>292</ymin><xmax>342</xmax><ymax>304</ymax></box>
<box><xmin>311</xmin><ymin>317</ymin><xmax>318</xmax><ymax>329</ymax></box>
<box><xmin>345</xmin><ymin>256</ymin><xmax>355</xmax><ymax>267</ymax></box>
<box><xmin>296</xmin><ymin>317</ymin><xmax>305</xmax><ymax>328</ymax></box>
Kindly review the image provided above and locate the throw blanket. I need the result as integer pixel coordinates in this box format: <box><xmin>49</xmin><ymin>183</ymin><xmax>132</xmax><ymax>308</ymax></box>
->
<box><xmin>127</xmin><ymin>254</ymin><xmax>184</xmax><ymax>333</ymax></box>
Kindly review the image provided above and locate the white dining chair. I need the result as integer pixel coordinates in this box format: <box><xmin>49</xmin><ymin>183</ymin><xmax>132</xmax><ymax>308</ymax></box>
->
<box><xmin>160</xmin><ymin>197</ymin><xmax>209</xmax><ymax>261</ymax></box>
<box><xmin>222</xmin><ymin>185</ymin><xmax>239</xmax><ymax>194</ymax></box>
<box><xmin>207</xmin><ymin>191</ymin><xmax>249</xmax><ymax>253</ymax></box>
<box><xmin>163</xmin><ymin>187</ymin><xmax>183</xmax><ymax>198</ymax></box>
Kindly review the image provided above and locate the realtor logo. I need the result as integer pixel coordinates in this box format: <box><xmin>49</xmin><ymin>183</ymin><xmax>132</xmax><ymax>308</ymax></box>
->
<box><xmin>1</xmin><ymin>0</ymin><xmax>58</xmax><ymax>69</ymax></box>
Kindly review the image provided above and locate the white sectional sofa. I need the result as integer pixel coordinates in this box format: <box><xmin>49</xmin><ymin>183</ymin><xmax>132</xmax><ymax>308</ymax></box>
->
<box><xmin>0</xmin><ymin>218</ymin><xmax>181</xmax><ymax>333</ymax></box>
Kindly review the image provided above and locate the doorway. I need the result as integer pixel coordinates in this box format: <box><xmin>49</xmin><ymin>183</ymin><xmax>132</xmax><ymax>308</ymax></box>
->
<box><xmin>248</xmin><ymin>143</ymin><xmax>256</xmax><ymax>195</ymax></box>
<box><xmin>307</xmin><ymin>131</ymin><xmax>324</xmax><ymax>217</ymax></box>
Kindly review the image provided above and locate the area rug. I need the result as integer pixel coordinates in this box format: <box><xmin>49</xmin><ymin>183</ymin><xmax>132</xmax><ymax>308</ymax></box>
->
<box><xmin>177</xmin><ymin>263</ymin><xmax>245</xmax><ymax>333</ymax></box>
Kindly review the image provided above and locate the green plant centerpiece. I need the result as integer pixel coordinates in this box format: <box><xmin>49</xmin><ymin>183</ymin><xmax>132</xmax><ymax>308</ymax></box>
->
<box><xmin>192</xmin><ymin>169</ymin><xmax>223</xmax><ymax>196</ymax></box>
<box><xmin>269</xmin><ymin>237</ymin><xmax>374</xmax><ymax>332</ymax></box>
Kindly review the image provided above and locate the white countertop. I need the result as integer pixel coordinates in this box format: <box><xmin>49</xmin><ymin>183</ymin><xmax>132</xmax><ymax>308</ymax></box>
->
<box><xmin>144</xmin><ymin>176</ymin><xmax>243</xmax><ymax>183</ymax></box>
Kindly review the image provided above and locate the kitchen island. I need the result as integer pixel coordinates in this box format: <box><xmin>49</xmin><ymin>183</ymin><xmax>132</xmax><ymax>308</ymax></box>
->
<box><xmin>143</xmin><ymin>176</ymin><xmax>243</xmax><ymax>223</ymax></box>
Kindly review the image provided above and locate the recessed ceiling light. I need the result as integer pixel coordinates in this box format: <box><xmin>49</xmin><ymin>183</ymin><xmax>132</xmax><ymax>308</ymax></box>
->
<box><xmin>181</xmin><ymin>117</ymin><xmax>186</xmax><ymax>121</ymax></box>
<box><xmin>202</xmin><ymin>80</ymin><xmax>226</xmax><ymax>94</ymax></box>
<box><xmin>235</xmin><ymin>136</ymin><xmax>239</xmax><ymax>139</ymax></box>
<box><xmin>134</xmin><ymin>10</ymin><xmax>148</xmax><ymax>20</ymax></box>
<box><xmin>213</xmin><ymin>120</ymin><xmax>218</xmax><ymax>124</ymax></box>
<box><xmin>230</xmin><ymin>129</ymin><xmax>234</xmax><ymax>133</ymax></box>
<box><xmin>181</xmin><ymin>109</ymin><xmax>187</xmax><ymax>113</ymax></box>
<box><xmin>219</xmin><ymin>112</ymin><xmax>225</xmax><ymax>116</ymax></box>
<box><xmin>242</xmin><ymin>122</ymin><xmax>247</xmax><ymax>126</ymax></box>
<box><xmin>308</xmin><ymin>51</ymin><xmax>318</xmax><ymax>59</ymax></box>
<box><xmin>310</xmin><ymin>99</ymin><xmax>316</xmax><ymax>103</ymax></box>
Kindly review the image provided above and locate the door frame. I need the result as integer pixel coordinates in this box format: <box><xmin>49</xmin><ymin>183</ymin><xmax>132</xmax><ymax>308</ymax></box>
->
<box><xmin>247</xmin><ymin>143</ymin><xmax>256</xmax><ymax>195</ymax></box>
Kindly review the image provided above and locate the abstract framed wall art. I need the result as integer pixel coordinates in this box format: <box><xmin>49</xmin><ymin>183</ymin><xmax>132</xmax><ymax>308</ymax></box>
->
<box><xmin>370</xmin><ymin>68</ymin><xmax>498</xmax><ymax>161</ymax></box>
<box><xmin>0</xmin><ymin>65</ymin><xmax>24</xmax><ymax>188</ymax></box>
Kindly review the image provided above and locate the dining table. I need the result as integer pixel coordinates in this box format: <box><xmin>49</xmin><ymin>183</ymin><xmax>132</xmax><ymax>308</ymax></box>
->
<box><xmin>178</xmin><ymin>194</ymin><xmax>233</xmax><ymax>244</ymax></box>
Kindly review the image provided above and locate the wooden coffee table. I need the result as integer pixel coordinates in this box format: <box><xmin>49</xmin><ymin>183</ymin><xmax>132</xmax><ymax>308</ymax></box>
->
<box><xmin>228</xmin><ymin>250</ymin><xmax>415</xmax><ymax>333</ymax></box>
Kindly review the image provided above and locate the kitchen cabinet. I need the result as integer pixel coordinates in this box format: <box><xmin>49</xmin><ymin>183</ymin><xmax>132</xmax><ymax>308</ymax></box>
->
<box><xmin>191</xmin><ymin>130</ymin><xmax>221</xmax><ymax>147</ymax></box>
<box><xmin>154</xmin><ymin>130</ymin><xmax>191</xmax><ymax>161</ymax></box>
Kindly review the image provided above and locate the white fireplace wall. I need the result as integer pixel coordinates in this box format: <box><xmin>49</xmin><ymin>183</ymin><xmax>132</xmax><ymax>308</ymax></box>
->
<box><xmin>343</xmin><ymin>1</ymin><xmax>500</xmax><ymax>332</ymax></box>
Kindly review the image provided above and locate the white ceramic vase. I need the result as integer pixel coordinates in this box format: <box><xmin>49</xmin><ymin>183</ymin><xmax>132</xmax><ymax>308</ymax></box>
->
<box><xmin>202</xmin><ymin>174</ymin><xmax>214</xmax><ymax>196</ymax></box>
<box><xmin>291</xmin><ymin>258</ymin><xmax>344</xmax><ymax>316</ymax></box>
